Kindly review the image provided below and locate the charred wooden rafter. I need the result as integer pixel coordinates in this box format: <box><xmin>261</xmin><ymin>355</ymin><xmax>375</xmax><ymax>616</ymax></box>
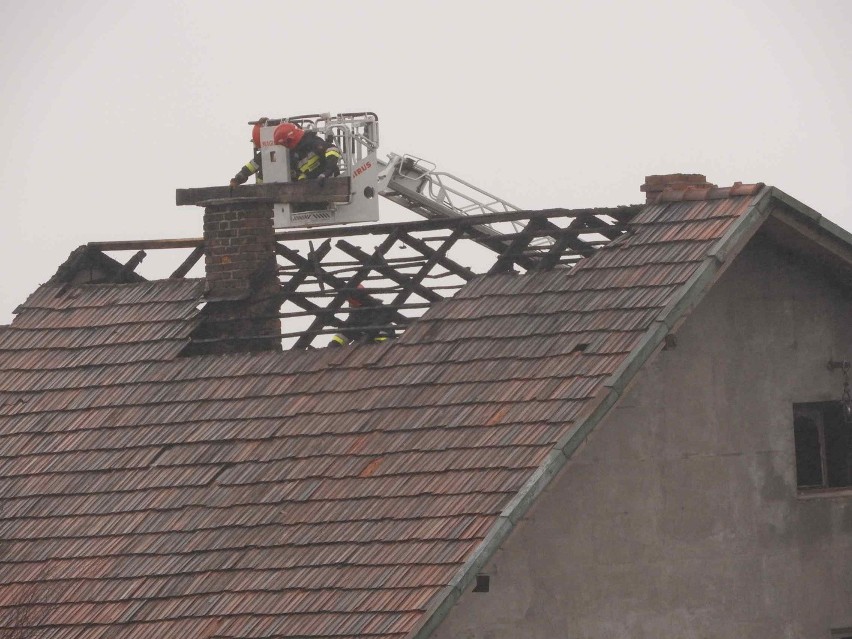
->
<box><xmin>84</xmin><ymin>205</ymin><xmax>641</xmax><ymax>349</ymax></box>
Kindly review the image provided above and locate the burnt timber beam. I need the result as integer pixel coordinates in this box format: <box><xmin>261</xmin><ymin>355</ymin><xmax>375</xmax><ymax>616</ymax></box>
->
<box><xmin>279</xmin><ymin>239</ymin><xmax>334</xmax><ymax>297</ymax></box>
<box><xmin>329</xmin><ymin>232</ymin><xmax>401</xmax><ymax>310</ymax></box>
<box><xmin>175</xmin><ymin>178</ymin><xmax>351</xmax><ymax>207</ymax></box>
<box><xmin>390</xmin><ymin>227</ymin><xmax>469</xmax><ymax>308</ymax></box>
<box><xmin>169</xmin><ymin>245</ymin><xmax>205</xmax><ymax>279</ymax></box>
<box><xmin>568</xmin><ymin>212</ymin><xmax>624</xmax><ymax>241</ymax></box>
<box><xmin>533</xmin><ymin>217</ymin><xmax>597</xmax><ymax>258</ymax></box>
<box><xmin>294</xmin><ymin>231</ymin><xmax>406</xmax><ymax>348</ymax></box>
<box><xmin>87</xmin><ymin>207</ymin><xmax>638</xmax><ymax>252</ymax></box>
<box><xmin>489</xmin><ymin>217</ymin><xmax>548</xmax><ymax>274</ymax></box>
<box><xmin>89</xmin><ymin>237</ymin><xmax>204</xmax><ymax>251</ymax></box>
<box><xmin>337</xmin><ymin>239</ymin><xmax>444</xmax><ymax>304</ymax></box>
<box><xmin>283</xmin><ymin>293</ymin><xmax>342</xmax><ymax>338</ymax></box>
<box><xmin>120</xmin><ymin>250</ymin><xmax>147</xmax><ymax>277</ymax></box>
<box><xmin>290</xmin><ymin>235</ymin><xmax>400</xmax><ymax>350</ymax></box>
<box><xmin>279</xmin><ymin>240</ymin><xmax>345</xmax><ymax>346</ymax></box>
<box><xmin>276</xmin><ymin>242</ymin><xmax>356</xmax><ymax>300</ymax></box>
<box><xmin>276</xmin><ymin>240</ymin><xmax>397</xmax><ymax>315</ymax></box>
<box><xmin>397</xmin><ymin>229</ymin><xmax>476</xmax><ymax>282</ymax></box>
<box><xmin>276</xmin><ymin>241</ymin><xmax>409</xmax><ymax>350</ymax></box>
<box><xmin>536</xmin><ymin>231</ymin><xmax>586</xmax><ymax>271</ymax></box>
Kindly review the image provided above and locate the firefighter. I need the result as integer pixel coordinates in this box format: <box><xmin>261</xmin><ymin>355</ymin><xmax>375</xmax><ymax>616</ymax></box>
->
<box><xmin>230</xmin><ymin>118</ymin><xmax>267</xmax><ymax>187</ymax></box>
<box><xmin>272</xmin><ymin>122</ymin><xmax>342</xmax><ymax>185</ymax></box>
<box><xmin>329</xmin><ymin>285</ymin><xmax>396</xmax><ymax>347</ymax></box>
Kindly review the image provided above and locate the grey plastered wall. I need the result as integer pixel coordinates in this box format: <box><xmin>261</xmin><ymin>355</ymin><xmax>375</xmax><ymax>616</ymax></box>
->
<box><xmin>431</xmin><ymin>231</ymin><xmax>852</xmax><ymax>639</ymax></box>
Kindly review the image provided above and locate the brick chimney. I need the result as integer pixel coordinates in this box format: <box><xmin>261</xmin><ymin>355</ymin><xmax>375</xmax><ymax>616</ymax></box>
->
<box><xmin>640</xmin><ymin>174</ymin><xmax>715</xmax><ymax>203</ymax></box>
<box><xmin>184</xmin><ymin>202</ymin><xmax>282</xmax><ymax>355</ymax></box>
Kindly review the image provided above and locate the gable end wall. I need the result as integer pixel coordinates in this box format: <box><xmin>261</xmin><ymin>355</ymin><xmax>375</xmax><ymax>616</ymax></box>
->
<box><xmin>432</xmin><ymin>231</ymin><xmax>852</xmax><ymax>639</ymax></box>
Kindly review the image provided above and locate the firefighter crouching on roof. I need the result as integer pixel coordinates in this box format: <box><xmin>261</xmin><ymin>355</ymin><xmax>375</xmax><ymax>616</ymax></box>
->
<box><xmin>272</xmin><ymin>122</ymin><xmax>342</xmax><ymax>185</ymax></box>
<box><xmin>230</xmin><ymin>118</ymin><xmax>268</xmax><ymax>187</ymax></box>
<box><xmin>329</xmin><ymin>286</ymin><xmax>396</xmax><ymax>347</ymax></box>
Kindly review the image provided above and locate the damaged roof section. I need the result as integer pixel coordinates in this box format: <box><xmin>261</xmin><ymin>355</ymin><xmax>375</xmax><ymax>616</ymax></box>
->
<box><xmin>67</xmin><ymin>205</ymin><xmax>641</xmax><ymax>353</ymax></box>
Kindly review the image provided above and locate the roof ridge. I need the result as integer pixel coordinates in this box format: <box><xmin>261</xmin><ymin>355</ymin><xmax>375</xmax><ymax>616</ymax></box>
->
<box><xmin>656</xmin><ymin>181</ymin><xmax>765</xmax><ymax>203</ymax></box>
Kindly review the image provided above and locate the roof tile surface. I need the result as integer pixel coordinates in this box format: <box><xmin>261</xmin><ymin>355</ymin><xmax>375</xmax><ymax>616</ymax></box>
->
<box><xmin>0</xmin><ymin>191</ymin><xmax>761</xmax><ymax>637</ymax></box>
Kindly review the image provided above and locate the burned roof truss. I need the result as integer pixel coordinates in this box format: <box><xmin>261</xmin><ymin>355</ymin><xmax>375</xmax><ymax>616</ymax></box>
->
<box><xmin>80</xmin><ymin>206</ymin><xmax>640</xmax><ymax>350</ymax></box>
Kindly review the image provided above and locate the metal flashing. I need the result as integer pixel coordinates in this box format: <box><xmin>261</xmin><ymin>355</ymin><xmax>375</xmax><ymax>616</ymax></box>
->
<box><xmin>499</xmin><ymin>448</ymin><xmax>569</xmax><ymax>525</ymax></box>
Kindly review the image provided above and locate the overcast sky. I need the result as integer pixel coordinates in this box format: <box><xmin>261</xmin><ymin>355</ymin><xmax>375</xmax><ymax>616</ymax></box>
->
<box><xmin>1</xmin><ymin>0</ymin><xmax>850</xmax><ymax>323</ymax></box>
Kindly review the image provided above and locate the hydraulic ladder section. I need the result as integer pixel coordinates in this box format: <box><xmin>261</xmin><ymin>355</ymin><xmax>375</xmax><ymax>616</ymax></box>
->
<box><xmin>376</xmin><ymin>153</ymin><xmax>558</xmax><ymax>267</ymax></box>
<box><xmin>377</xmin><ymin>154</ymin><xmax>532</xmax><ymax>241</ymax></box>
<box><xmin>376</xmin><ymin>154</ymin><xmax>625</xmax><ymax>261</ymax></box>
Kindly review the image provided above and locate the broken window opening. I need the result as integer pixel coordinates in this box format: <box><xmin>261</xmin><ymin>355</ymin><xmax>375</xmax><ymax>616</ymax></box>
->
<box><xmin>793</xmin><ymin>401</ymin><xmax>852</xmax><ymax>490</ymax></box>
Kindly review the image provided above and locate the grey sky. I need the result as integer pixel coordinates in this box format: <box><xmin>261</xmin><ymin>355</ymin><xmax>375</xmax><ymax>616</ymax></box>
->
<box><xmin>2</xmin><ymin>0</ymin><xmax>850</xmax><ymax>323</ymax></box>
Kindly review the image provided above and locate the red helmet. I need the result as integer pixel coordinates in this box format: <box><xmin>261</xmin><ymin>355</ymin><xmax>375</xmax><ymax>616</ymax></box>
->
<box><xmin>347</xmin><ymin>283</ymin><xmax>366</xmax><ymax>307</ymax></box>
<box><xmin>273</xmin><ymin>122</ymin><xmax>304</xmax><ymax>149</ymax></box>
<box><xmin>251</xmin><ymin>117</ymin><xmax>268</xmax><ymax>148</ymax></box>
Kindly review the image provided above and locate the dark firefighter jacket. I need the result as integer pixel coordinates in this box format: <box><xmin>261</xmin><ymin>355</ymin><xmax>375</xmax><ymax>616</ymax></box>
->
<box><xmin>330</xmin><ymin>302</ymin><xmax>397</xmax><ymax>346</ymax></box>
<box><xmin>232</xmin><ymin>132</ymin><xmax>341</xmax><ymax>185</ymax></box>
<box><xmin>291</xmin><ymin>132</ymin><xmax>342</xmax><ymax>181</ymax></box>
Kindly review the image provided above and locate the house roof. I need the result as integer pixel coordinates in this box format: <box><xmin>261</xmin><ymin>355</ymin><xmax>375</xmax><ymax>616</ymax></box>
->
<box><xmin>1</xmin><ymin>182</ymin><xmax>850</xmax><ymax>638</ymax></box>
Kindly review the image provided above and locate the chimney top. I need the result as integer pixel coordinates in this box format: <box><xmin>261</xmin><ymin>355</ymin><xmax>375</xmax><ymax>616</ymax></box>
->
<box><xmin>640</xmin><ymin>174</ymin><xmax>716</xmax><ymax>203</ymax></box>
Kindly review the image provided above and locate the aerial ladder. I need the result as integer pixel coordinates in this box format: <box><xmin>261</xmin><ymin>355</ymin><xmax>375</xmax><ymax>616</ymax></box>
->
<box><xmin>251</xmin><ymin>112</ymin><xmax>537</xmax><ymax>246</ymax></box>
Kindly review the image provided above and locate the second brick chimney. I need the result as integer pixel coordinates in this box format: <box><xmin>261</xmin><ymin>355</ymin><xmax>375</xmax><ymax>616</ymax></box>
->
<box><xmin>184</xmin><ymin>202</ymin><xmax>282</xmax><ymax>355</ymax></box>
<box><xmin>640</xmin><ymin>174</ymin><xmax>716</xmax><ymax>203</ymax></box>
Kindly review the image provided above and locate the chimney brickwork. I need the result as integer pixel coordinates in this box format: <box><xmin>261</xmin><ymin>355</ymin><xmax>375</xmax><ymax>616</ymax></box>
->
<box><xmin>203</xmin><ymin>203</ymin><xmax>277</xmax><ymax>299</ymax></box>
<box><xmin>185</xmin><ymin>203</ymin><xmax>282</xmax><ymax>356</ymax></box>
<box><xmin>640</xmin><ymin>174</ymin><xmax>715</xmax><ymax>203</ymax></box>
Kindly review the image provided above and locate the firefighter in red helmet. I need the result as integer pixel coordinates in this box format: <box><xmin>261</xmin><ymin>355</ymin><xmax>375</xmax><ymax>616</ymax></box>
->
<box><xmin>329</xmin><ymin>284</ymin><xmax>396</xmax><ymax>347</ymax></box>
<box><xmin>273</xmin><ymin>122</ymin><xmax>342</xmax><ymax>186</ymax></box>
<box><xmin>230</xmin><ymin>118</ymin><xmax>268</xmax><ymax>187</ymax></box>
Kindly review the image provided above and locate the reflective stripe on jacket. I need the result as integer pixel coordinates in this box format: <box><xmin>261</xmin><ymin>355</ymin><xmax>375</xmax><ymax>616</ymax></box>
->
<box><xmin>292</xmin><ymin>132</ymin><xmax>341</xmax><ymax>180</ymax></box>
<box><xmin>232</xmin><ymin>150</ymin><xmax>263</xmax><ymax>185</ymax></box>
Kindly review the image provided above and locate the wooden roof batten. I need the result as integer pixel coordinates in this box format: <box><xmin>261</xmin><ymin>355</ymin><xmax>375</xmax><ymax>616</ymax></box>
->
<box><xmin>85</xmin><ymin>196</ymin><xmax>641</xmax><ymax>350</ymax></box>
